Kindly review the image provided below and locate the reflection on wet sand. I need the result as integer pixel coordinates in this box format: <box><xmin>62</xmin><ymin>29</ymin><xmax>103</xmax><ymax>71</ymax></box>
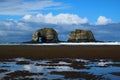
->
<box><xmin>0</xmin><ymin>58</ymin><xmax>120</xmax><ymax>80</ymax></box>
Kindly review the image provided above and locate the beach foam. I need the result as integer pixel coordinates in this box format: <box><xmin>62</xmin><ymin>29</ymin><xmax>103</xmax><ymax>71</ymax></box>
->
<box><xmin>0</xmin><ymin>42</ymin><xmax>120</xmax><ymax>46</ymax></box>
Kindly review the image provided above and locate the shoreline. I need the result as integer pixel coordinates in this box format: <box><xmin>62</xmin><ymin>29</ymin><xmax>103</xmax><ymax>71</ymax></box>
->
<box><xmin>0</xmin><ymin>42</ymin><xmax>120</xmax><ymax>46</ymax></box>
<box><xmin>0</xmin><ymin>45</ymin><xmax>120</xmax><ymax>60</ymax></box>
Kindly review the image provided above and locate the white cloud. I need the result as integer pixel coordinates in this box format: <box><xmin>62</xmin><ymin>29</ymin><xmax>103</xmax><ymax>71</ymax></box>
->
<box><xmin>0</xmin><ymin>0</ymin><xmax>61</xmax><ymax>15</ymax></box>
<box><xmin>0</xmin><ymin>20</ymin><xmax>33</xmax><ymax>39</ymax></box>
<box><xmin>96</xmin><ymin>16</ymin><xmax>112</xmax><ymax>25</ymax></box>
<box><xmin>0</xmin><ymin>20</ymin><xmax>32</xmax><ymax>31</ymax></box>
<box><xmin>23</xmin><ymin>13</ymin><xmax>88</xmax><ymax>24</ymax></box>
<box><xmin>23</xmin><ymin>14</ymin><xmax>32</xmax><ymax>20</ymax></box>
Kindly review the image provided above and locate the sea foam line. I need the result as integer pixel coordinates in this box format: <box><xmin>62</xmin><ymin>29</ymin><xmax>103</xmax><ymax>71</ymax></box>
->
<box><xmin>0</xmin><ymin>42</ymin><xmax>120</xmax><ymax>46</ymax></box>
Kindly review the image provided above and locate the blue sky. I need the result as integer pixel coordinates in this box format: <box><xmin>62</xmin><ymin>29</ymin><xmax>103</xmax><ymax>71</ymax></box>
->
<box><xmin>54</xmin><ymin>0</ymin><xmax>120</xmax><ymax>23</ymax></box>
<box><xmin>0</xmin><ymin>0</ymin><xmax>120</xmax><ymax>42</ymax></box>
<box><xmin>0</xmin><ymin>0</ymin><xmax>120</xmax><ymax>23</ymax></box>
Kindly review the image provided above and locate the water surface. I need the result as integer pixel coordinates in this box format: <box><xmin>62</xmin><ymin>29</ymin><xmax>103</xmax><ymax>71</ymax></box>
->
<box><xmin>0</xmin><ymin>58</ymin><xmax>120</xmax><ymax>80</ymax></box>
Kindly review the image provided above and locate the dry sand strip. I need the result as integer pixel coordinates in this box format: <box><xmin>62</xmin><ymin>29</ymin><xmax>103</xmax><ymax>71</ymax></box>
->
<box><xmin>0</xmin><ymin>45</ymin><xmax>120</xmax><ymax>60</ymax></box>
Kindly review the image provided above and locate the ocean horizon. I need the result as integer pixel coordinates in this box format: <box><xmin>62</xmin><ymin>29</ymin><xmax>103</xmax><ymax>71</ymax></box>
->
<box><xmin>0</xmin><ymin>42</ymin><xmax>120</xmax><ymax>46</ymax></box>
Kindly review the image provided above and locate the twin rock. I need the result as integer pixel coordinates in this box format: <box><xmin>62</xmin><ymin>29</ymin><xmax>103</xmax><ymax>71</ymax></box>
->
<box><xmin>32</xmin><ymin>28</ymin><xmax>96</xmax><ymax>43</ymax></box>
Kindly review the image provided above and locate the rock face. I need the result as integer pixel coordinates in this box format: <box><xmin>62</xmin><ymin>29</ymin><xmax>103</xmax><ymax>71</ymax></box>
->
<box><xmin>32</xmin><ymin>28</ymin><xmax>59</xmax><ymax>43</ymax></box>
<box><xmin>68</xmin><ymin>29</ymin><xmax>96</xmax><ymax>42</ymax></box>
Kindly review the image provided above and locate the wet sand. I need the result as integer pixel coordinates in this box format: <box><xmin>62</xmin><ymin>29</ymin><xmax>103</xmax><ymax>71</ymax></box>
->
<box><xmin>0</xmin><ymin>45</ymin><xmax>120</xmax><ymax>60</ymax></box>
<box><xmin>0</xmin><ymin>58</ymin><xmax>120</xmax><ymax>80</ymax></box>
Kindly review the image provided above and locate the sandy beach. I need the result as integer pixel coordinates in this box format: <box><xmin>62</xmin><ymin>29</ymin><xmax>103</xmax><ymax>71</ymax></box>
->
<box><xmin>0</xmin><ymin>45</ymin><xmax>120</xmax><ymax>60</ymax></box>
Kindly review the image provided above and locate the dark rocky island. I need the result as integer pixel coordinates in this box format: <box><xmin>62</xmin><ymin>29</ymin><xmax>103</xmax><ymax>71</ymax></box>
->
<box><xmin>68</xmin><ymin>29</ymin><xmax>96</xmax><ymax>42</ymax></box>
<box><xmin>32</xmin><ymin>28</ymin><xmax>59</xmax><ymax>43</ymax></box>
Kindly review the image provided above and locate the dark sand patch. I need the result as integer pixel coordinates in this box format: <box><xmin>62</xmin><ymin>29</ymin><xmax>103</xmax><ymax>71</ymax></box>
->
<box><xmin>0</xmin><ymin>59</ymin><xmax>15</xmax><ymax>62</ymax></box>
<box><xmin>16</xmin><ymin>61</ymin><xmax>30</xmax><ymax>65</ymax></box>
<box><xmin>0</xmin><ymin>45</ymin><xmax>120</xmax><ymax>61</ymax></box>
<box><xmin>3</xmin><ymin>70</ymin><xmax>43</xmax><ymax>79</ymax></box>
<box><xmin>109</xmin><ymin>64</ymin><xmax>120</xmax><ymax>67</ymax></box>
<box><xmin>70</xmin><ymin>61</ymin><xmax>90</xmax><ymax>69</ymax></box>
<box><xmin>35</xmin><ymin>63</ymin><xmax>69</xmax><ymax>66</ymax></box>
<box><xmin>3</xmin><ymin>77</ymin><xmax>34</xmax><ymax>80</ymax></box>
<box><xmin>0</xmin><ymin>69</ymin><xmax>9</xmax><ymax>73</ymax></box>
<box><xmin>110</xmin><ymin>72</ymin><xmax>120</xmax><ymax>76</ymax></box>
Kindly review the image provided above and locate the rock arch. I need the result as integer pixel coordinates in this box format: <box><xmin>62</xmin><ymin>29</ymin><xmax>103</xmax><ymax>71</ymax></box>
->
<box><xmin>32</xmin><ymin>28</ymin><xmax>59</xmax><ymax>43</ymax></box>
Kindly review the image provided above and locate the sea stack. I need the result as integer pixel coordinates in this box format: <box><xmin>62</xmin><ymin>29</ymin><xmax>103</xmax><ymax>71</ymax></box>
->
<box><xmin>68</xmin><ymin>29</ymin><xmax>96</xmax><ymax>42</ymax></box>
<box><xmin>32</xmin><ymin>28</ymin><xmax>59</xmax><ymax>43</ymax></box>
